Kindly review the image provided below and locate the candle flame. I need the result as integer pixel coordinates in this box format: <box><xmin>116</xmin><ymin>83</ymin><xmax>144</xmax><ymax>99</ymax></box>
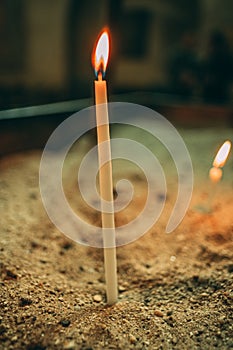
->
<box><xmin>92</xmin><ymin>28</ymin><xmax>110</xmax><ymax>78</ymax></box>
<box><xmin>213</xmin><ymin>140</ymin><xmax>231</xmax><ymax>168</ymax></box>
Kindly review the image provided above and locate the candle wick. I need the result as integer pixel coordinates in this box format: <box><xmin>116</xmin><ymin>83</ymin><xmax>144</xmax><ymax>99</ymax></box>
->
<box><xmin>98</xmin><ymin>72</ymin><xmax>103</xmax><ymax>81</ymax></box>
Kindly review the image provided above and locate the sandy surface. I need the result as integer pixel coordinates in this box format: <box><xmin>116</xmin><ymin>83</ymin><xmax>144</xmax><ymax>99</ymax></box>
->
<box><xmin>0</xmin><ymin>127</ymin><xmax>233</xmax><ymax>350</ymax></box>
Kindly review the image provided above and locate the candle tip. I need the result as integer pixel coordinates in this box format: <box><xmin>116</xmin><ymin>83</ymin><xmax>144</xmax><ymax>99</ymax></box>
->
<box><xmin>98</xmin><ymin>72</ymin><xmax>103</xmax><ymax>81</ymax></box>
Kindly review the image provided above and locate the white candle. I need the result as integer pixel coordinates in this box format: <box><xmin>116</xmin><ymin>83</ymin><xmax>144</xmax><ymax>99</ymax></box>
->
<box><xmin>92</xmin><ymin>29</ymin><xmax>118</xmax><ymax>305</ymax></box>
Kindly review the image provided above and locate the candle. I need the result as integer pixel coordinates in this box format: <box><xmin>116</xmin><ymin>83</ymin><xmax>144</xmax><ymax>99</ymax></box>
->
<box><xmin>195</xmin><ymin>140</ymin><xmax>231</xmax><ymax>213</ymax></box>
<box><xmin>92</xmin><ymin>28</ymin><xmax>118</xmax><ymax>305</ymax></box>
<box><xmin>209</xmin><ymin>140</ymin><xmax>231</xmax><ymax>184</ymax></box>
<box><xmin>206</xmin><ymin>140</ymin><xmax>232</xmax><ymax>211</ymax></box>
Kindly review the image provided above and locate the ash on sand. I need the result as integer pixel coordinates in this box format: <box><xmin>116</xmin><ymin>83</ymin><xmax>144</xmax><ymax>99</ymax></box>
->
<box><xmin>0</xmin><ymin>128</ymin><xmax>233</xmax><ymax>350</ymax></box>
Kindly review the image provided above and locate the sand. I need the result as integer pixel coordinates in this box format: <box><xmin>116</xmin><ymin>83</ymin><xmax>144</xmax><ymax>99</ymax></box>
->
<box><xmin>0</xmin><ymin>127</ymin><xmax>233</xmax><ymax>350</ymax></box>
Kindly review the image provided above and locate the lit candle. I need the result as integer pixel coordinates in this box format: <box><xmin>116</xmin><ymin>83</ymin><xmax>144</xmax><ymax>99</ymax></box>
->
<box><xmin>209</xmin><ymin>140</ymin><xmax>231</xmax><ymax>184</ymax></box>
<box><xmin>92</xmin><ymin>28</ymin><xmax>118</xmax><ymax>305</ymax></box>
<box><xmin>206</xmin><ymin>140</ymin><xmax>231</xmax><ymax>211</ymax></box>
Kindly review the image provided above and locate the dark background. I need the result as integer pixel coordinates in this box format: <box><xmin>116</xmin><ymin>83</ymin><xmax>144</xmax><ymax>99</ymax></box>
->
<box><xmin>0</xmin><ymin>0</ymin><xmax>232</xmax><ymax>110</ymax></box>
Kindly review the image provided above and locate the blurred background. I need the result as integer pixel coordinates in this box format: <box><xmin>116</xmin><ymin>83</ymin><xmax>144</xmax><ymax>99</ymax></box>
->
<box><xmin>0</xmin><ymin>0</ymin><xmax>233</xmax><ymax>156</ymax></box>
<box><xmin>0</xmin><ymin>0</ymin><xmax>232</xmax><ymax>108</ymax></box>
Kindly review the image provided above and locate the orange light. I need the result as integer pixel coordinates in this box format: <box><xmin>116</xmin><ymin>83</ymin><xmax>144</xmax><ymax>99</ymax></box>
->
<box><xmin>209</xmin><ymin>167</ymin><xmax>222</xmax><ymax>183</ymax></box>
<box><xmin>213</xmin><ymin>140</ymin><xmax>231</xmax><ymax>168</ymax></box>
<box><xmin>92</xmin><ymin>28</ymin><xmax>110</xmax><ymax>78</ymax></box>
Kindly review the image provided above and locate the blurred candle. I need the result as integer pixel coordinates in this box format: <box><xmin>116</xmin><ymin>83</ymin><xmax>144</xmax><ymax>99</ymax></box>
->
<box><xmin>206</xmin><ymin>140</ymin><xmax>232</xmax><ymax>212</ymax></box>
<box><xmin>209</xmin><ymin>140</ymin><xmax>231</xmax><ymax>183</ymax></box>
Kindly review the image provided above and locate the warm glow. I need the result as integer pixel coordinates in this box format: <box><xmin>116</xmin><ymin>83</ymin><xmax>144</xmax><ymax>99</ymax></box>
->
<box><xmin>92</xmin><ymin>28</ymin><xmax>110</xmax><ymax>78</ymax></box>
<box><xmin>213</xmin><ymin>140</ymin><xmax>231</xmax><ymax>168</ymax></box>
<box><xmin>209</xmin><ymin>167</ymin><xmax>222</xmax><ymax>183</ymax></box>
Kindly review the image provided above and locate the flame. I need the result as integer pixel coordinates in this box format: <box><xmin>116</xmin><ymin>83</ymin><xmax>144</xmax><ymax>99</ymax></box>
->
<box><xmin>213</xmin><ymin>140</ymin><xmax>231</xmax><ymax>168</ymax></box>
<box><xmin>92</xmin><ymin>28</ymin><xmax>110</xmax><ymax>78</ymax></box>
